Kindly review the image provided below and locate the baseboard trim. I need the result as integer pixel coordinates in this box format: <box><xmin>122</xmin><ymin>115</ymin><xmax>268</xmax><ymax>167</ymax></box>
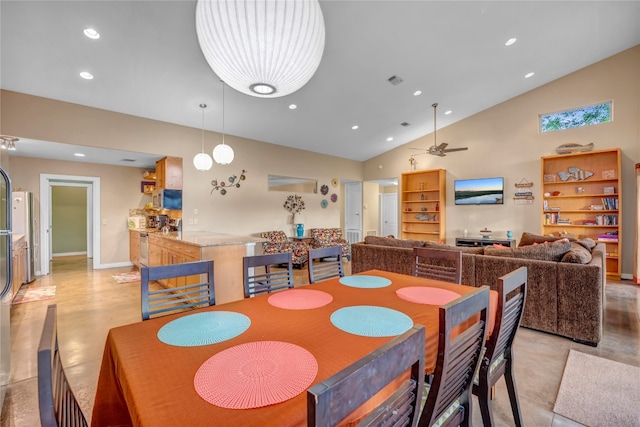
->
<box><xmin>96</xmin><ymin>261</ymin><xmax>134</xmax><ymax>270</ymax></box>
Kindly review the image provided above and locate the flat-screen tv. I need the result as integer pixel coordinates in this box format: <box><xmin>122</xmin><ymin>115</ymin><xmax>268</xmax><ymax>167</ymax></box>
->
<box><xmin>454</xmin><ymin>177</ymin><xmax>504</xmax><ymax>205</ymax></box>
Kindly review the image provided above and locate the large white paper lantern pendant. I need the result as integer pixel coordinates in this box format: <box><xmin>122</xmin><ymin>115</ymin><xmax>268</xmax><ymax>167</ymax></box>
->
<box><xmin>196</xmin><ymin>0</ymin><xmax>325</xmax><ymax>98</ymax></box>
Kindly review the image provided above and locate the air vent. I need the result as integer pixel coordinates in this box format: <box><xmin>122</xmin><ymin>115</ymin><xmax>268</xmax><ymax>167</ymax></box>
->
<box><xmin>400</xmin><ymin>122</ymin><xmax>410</xmax><ymax>127</ymax></box>
<box><xmin>122</xmin><ymin>158</ymin><xmax>137</xmax><ymax>162</ymax></box>
<box><xmin>387</xmin><ymin>75</ymin><xmax>403</xmax><ymax>86</ymax></box>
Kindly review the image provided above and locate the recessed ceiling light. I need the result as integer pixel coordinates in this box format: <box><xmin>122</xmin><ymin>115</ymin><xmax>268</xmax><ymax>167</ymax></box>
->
<box><xmin>505</xmin><ymin>37</ymin><xmax>517</xmax><ymax>46</ymax></box>
<box><xmin>525</xmin><ymin>72</ymin><xmax>535</xmax><ymax>78</ymax></box>
<box><xmin>84</xmin><ymin>28</ymin><xmax>100</xmax><ymax>39</ymax></box>
<box><xmin>351</xmin><ymin>125</ymin><xmax>359</xmax><ymax>130</ymax></box>
<box><xmin>444</xmin><ymin>110</ymin><xmax>452</xmax><ymax>115</ymax></box>
<box><xmin>74</xmin><ymin>153</ymin><xmax>86</xmax><ymax>157</ymax></box>
<box><xmin>289</xmin><ymin>104</ymin><xmax>297</xmax><ymax>110</ymax></box>
<box><xmin>413</xmin><ymin>90</ymin><xmax>422</xmax><ymax>96</ymax></box>
<box><xmin>79</xmin><ymin>71</ymin><xmax>94</xmax><ymax>80</ymax></box>
<box><xmin>386</xmin><ymin>137</ymin><xmax>393</xmax><ymax>142</ymax></box>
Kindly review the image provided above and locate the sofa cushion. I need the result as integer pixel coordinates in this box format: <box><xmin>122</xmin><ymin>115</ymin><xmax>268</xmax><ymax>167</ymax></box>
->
<box><xmin>575</xmin><ymin>238</ymin><xmax>596</xmax><ymax>250</ymax></box>
<box><xmin>561</xmin><ymin>242</ymin><xmax>593</xmax><ymax>264</ymax></box>
<box><xmin>518</xmin><ymin>232</ymin><xmax>576</xmax><ymax>247</ymax></box>
<box><xmin>483</xmin><ymin>246</ymin><xmax>514</xmax><ymax>257</ymax></box>
<box><xmin>424</xmin><ymin>241</ymin><xmax>484</xmax><ymax>255</ymax></box>
<box><xmin>364</xmin><ymin>235</ymin><xmax>424</xmax><ymax>248</ymax></box>
<box><xmin>512</xmin><ymin>239</ymin><xmax>572</xmax><ymax>261</ymax></box>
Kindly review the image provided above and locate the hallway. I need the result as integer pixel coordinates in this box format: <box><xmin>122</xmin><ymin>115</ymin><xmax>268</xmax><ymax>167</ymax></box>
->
<box><xmin>1</xmin><ymin>255</ymin><xmax>638</xmax><ymax>426</ymax></box>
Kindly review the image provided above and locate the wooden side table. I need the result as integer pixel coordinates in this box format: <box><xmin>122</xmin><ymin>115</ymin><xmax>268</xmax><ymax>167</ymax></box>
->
<box><xmin>290</xmin><ymin>236</ymin><xmax>313</xmax><ymax>244</ymax></box>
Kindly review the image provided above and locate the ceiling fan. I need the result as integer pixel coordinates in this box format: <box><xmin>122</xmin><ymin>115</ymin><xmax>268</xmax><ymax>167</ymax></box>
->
<box><xmin>410</xmin><ymin>103</ymin><xmax>468</xmax><ymax>157</ymax></box>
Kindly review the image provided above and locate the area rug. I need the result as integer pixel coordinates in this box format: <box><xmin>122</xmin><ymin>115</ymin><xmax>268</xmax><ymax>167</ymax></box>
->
<box><xmin>12</xmin><ymin>285</ymin><xmax>56</xmax><ymax>304</ymax></box>
<box><xmin>112</xmin><ymin>271</ymin><xmax>141</xmax><ymax>284</ymax></box>
<box><xmin>553</xmin><ymin>350</ymin><xmax>640</xmax><ymax>426</ymax></box>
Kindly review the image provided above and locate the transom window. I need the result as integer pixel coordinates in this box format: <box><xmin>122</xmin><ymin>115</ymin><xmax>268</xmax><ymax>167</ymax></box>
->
<box><xmin>540</xmin><ymin>101</ymin><xmax>612</xmax><ymax>133</ymax></box>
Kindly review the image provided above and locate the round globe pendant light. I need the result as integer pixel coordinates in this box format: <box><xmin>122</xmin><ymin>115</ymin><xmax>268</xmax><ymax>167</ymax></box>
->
<box><xmin>193</xmin><ymin>104</ymin><xmax>214</xmax><ymax>171</ymax></box>
<box><xmin>195</xmin><ymin>0</ymin><xmax>325</xmax><ymax>98</ymax></box>
<box><xmin>213</xmin><ymin>81</ymin><xmax>234</xmax><ymax>165</ymax></box>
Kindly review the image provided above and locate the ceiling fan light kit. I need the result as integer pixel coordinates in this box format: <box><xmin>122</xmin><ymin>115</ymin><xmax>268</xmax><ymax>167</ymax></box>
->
<box><xmin>195</xmin><ymin>0</ymin><xmax>325</xmax><ymax>98</ymax></box>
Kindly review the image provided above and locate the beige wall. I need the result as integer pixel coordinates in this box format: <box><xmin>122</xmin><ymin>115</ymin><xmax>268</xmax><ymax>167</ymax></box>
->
<box><xmin>52</xmin><ymin>186</ymin><xmax>87</xmax><ymax>255</ymax></box>
<box><xmin>363</xmin><ymin>45</ymin><xmax>639</xmax><ymax>276</ymax></box>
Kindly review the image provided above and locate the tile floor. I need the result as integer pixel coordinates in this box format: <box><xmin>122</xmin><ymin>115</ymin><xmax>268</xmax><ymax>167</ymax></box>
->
<box><xmin>1</xmin><ymin>255</ymin><xmax>638</xmax><ymax>426</ymax></box>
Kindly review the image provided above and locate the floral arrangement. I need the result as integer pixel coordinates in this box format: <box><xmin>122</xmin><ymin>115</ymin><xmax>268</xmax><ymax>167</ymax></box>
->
<box><xmin>283</xmin><ymin>194</ymin><xmax>305</xmax><ymax>220</ymax></box>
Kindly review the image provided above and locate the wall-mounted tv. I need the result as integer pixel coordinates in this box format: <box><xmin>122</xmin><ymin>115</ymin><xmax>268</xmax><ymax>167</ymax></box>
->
<box><xmin>454</xmin><ymin>177</ymin><xmax>504</xmax><ymax>205</ymax></box>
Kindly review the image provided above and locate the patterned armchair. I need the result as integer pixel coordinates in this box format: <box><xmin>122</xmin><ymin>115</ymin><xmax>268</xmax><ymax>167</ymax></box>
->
<box><xmin>308</xmin><ymin>228</ymin><xmax>352</xmax><ymax>261</ymax></box>
<box><xmin>260</xmin><ymin>230</ymin><xmax>309</xmax><ymax>267</ymax></box>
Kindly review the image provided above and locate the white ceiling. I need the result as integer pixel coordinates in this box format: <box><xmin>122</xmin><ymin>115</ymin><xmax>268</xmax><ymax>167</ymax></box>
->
<box><xmin>1</xmin><ymin>1</ymin><xmax>639</xmax><ymax>167</ymax></box>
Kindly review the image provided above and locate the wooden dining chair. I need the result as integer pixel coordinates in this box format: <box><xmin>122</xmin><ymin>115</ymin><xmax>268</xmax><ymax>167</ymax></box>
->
<box><xmin>473</xmin><ymin>267</ymin><xmax>527</xmax><ymax>427</ymax></box>
<box><xmin>308</xmin><ymin>246</ymin><xmax>344</xmax><ymax>284</ymax></box>
<box><xmin>141</xmin><ymin>260</ymin><xmax>215</xmax><ymax>320</ymax></box>
<box><xmin>413</xmin><ymin>247</ymin><xmax>462</xmax><ymax>284</ymax></box>
<box><xmin>308</xmin><ymin>325</ymin><xmax>426</xmax><ymax>427</ymax></box>
<box><xmin>418</xmin><ymin>286</ymin><xmax>490</xmax><ymax>427</ymax></box>
<box><xmin>243</xmin><ymin>252</ymin><xmax>294</xmax><ymax>298</ymax></box>
<box><xmin>38</xmin><ymin>304</ymin><xmax>88</xmax><ymax>427</ymax></box>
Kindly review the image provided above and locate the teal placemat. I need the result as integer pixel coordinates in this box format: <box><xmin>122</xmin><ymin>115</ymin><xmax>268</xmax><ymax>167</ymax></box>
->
<box><xmin>339</xmin><ymin>275</ymin><xmax>392</xmax><ymax>289</ymax></box>
<box><xmin>158</xmin><ymin>311</ymin><xmax>251</xmax><ymax>347</ymax></box>
<box><xmin>330</xmin><ymin>306</ymin><xmax>413</xmax><ymax>337</ymax></box>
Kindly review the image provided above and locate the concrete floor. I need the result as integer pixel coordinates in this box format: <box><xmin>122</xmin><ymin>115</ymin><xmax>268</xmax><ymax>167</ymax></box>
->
<box><xmin>1</xmin><ymin>255</ymin><xmax>638</xmax><ymax>426</ymax></box>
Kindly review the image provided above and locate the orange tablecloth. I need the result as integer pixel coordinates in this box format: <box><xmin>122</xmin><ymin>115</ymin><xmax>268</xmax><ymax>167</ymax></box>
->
<box><xmin>91</xmin><ymin>270</ymin><xmax>496</xmax><ymax>427</ymax></box>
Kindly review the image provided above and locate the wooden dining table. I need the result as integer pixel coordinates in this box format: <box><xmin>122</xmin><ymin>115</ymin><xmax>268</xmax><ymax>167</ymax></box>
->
<box><xmin>91</xmin><ymin>270</ymin><xmax>496</xmax><ymax>427</ymax></box>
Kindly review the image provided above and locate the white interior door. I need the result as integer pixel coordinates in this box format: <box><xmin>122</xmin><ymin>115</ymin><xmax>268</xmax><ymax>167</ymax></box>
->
<box><xmin>344</xmin><ymin>182</ymin><xmax>362</xmax><ymax>243</ymax></box>
<box><xmin>383</xmin><ymin>193</ymin><xmax>398</xmax><ymax>237</ymax></box>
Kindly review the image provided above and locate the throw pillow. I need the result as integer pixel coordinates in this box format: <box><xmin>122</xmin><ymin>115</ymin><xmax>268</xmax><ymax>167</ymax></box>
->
<box><xmin>512</xmin><ymin>238</ymin><xmax>571</xmax><ymax>261</ymax></box>
<box><xmin>424</xmin><ymin>241</ymin><xmax>484</xmax><ymax>254</ymax></box>
<box><xmin>518</xmin><ymin>232</ymin><xmax>576</xmax><ymax>247</ymax></box>
<box><xmin>561</xmin><ymin>242</ymin><xmax>593</xmax><ymax>264</ymax></box>
<box><xmin>575</xmin><ymin>238</ymin><xmax>596</xmax><ymax>250</ymax></box>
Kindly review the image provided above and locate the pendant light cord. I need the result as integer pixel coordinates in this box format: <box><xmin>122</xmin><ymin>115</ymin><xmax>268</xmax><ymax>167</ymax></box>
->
<box><xmin>221</xmin><ymin>80</ymin><xmax>226</xmax><ymax>146</ymax></box>
<box><xmin>433</xmin><ymin>102</ymin><xmax>437</xmax><ymax>149</ymax></box>
<box><xmin>200</xmin><ymin>104</ymin><xmax>206</xmax><ymax>153</ymax></box>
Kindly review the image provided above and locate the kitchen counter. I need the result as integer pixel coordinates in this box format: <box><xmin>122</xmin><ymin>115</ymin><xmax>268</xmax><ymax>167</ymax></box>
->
<box><xmin>155</xmin><ymin>231</ymin><xmax>265</xmax><ymax>247</ymax></box>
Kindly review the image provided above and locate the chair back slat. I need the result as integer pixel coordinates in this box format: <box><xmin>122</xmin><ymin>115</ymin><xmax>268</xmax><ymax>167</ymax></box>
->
<box><xmin>308</xmin><ymin>325</ymin><xmax>426</xmax><ymax>427</ymax></box>
<box><xmin>308</xmin><ymin>246</ymin><xmax>344</xmax><ymax>284</ymax></box>
<box><xmin>243</xmin><ymin>252</ymin><xmax>294</xmax><ymax>298</ymax></box>
<box><xmin>419</xmin><ymin>287</ymin><xmax>489</xmax><ymax>427</ymax></box>
<box><xmin>413</xmin><ymin>247</ymin><xmax>462</xmax><ymax>284</ymax></box>
<box><xmin>38</xmin><ymin>304</ymin><xmax>88</xmax><ymax>427</ymax></box>
<box><xmin>472</xmin><ymin>266</ymin><xmax>527</xmax><ymax>427</ymax></box>
<box><xmin>141</xmin><ymin>260</ymin><xmax>215</xmax><ymax>320</ymax></box>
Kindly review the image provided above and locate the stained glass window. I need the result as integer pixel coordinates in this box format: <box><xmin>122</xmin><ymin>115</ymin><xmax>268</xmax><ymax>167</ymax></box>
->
<box><xmin>540</xmin><ymin>102</ymin><xmax>612</xmax><ymax>133</ymax></box>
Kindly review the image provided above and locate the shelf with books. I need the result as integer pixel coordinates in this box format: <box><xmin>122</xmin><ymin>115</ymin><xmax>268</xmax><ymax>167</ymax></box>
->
<box><xmin>401</xmin><ymin>169</ymin><xmax>446</xmax><ymax>243</ymax></box>
<box><xmin>541</xmin><ymin>148</ymin><xmax>622</xmax><ymax>276</ymax></box>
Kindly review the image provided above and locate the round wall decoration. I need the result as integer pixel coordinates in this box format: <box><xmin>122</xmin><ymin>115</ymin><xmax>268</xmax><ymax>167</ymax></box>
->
<box><xmin>320</xmin><ymin>184</ymin><xmax>329</xmax><ymax>195</ymax></box>
<box><xmin>321</xmin><ymin>199</ymin><xmax>328</xmax><ymax>209</ymax></box>
<box><xmin>331</xmin><ymin>193</ymin><xmax>338</xmax><ymax>203</ymax></box>
<box><xmin>331</xmin><ymin>178</ymin><xmax>338</xmax><ymax>187</ymax></box>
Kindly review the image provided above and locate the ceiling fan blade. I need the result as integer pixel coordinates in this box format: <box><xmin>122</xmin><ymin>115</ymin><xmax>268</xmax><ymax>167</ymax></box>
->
<box><xmin>437</xmin><ymin>142</ymin><xmax>448</xmax><ymax>150</ymax></box>
<box><xmin>442</xmin><ymin>147</ymin><xmax>468</xmax><ymax>153</ymax></box>
<box><xmin>408</xmin><ymin>147</ymin><xmax>427</xmax><ymax>151</ymax></box>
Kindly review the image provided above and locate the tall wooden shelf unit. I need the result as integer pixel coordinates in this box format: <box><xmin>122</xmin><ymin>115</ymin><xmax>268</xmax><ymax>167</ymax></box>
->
<box><xmin>401</xmin><ymin>169</ymin><xmax>446</xmax><ymax>243</ymax></box>
<box><xmin>541</xmin><ymin>148</ymin><xmax>622</xmax><ymax>276</ymax></box>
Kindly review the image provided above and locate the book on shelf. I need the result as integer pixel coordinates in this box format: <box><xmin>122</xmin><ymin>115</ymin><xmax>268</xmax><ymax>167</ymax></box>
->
<box><xmin>595</xmin><ymin>214</ymin><xmax>618</xmax><ymax>226</ymax></box>
<box><xmin>601</xmin><ymin>197</ymin><xmax>618</xmax><ymax>210</ymax></box>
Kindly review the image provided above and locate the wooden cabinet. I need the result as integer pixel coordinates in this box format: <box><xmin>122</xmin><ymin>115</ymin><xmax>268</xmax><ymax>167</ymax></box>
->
<box><xmin>129</xmin><ymin>230</ymin><xmax>140</xmax><ymax>268</ymax></box>
<box><xmin>541</xmin><ymin>148</ymin><xmax>622</xmax><ymax>276</ymax></box>
<box><xmin>401</xmin><ymin>169</ymin><xmax>446</xmax><ymax>243</ymax></box>
<box><xmin>155</xmin><ymin>157</ymin><xmax>183</xmax><ymax>190</ymax></box>
<box><xmin>147</xmin><ymin>233</ymin><xmax>202</xmax><ymax>288</ymax></box>
<box><xmin>12</xmin><ymin>236</ymin><xmax>27</xmax><ymax>298</ymax></box>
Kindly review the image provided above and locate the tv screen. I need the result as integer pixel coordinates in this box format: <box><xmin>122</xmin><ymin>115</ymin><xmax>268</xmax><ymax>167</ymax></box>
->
<box><xmin>454</xmin><ymin>177</ymin><xmax>504</xmax><ymax>205</ymax></box>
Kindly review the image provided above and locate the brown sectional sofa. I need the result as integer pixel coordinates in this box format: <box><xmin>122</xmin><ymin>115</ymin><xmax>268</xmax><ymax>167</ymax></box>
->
<box><xmin>351</xmin><ymin>234</ymin><xmax>605</xmax><ymax>346</ymax></box>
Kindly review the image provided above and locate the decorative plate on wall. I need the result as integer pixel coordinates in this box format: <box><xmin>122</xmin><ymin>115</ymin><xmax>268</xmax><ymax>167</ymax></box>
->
<box><xmin>320</xmin><ymin>184</ymin><xmax>329</xmax><ymax>195</ymax></box>
<box><xmin>321</xmin><ymin>199</ymin><xmax>328</xmax><ymax>209</ymax></box>
<box><xmin>331</xmin><ymin>193</ymin><xmax>338</xmax><ymax>203</ymax></box>
<box><xmin>331</xmin><ymin>178</ymin><xmax>338</xmax><ymax>187</ymax></box>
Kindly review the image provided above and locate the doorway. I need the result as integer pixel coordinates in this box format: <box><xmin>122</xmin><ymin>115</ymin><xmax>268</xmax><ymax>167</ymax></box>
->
<box><xmin>39</xmin><ymin>174</ymin><xmax>101</xmax><ymax>276</ymax></box>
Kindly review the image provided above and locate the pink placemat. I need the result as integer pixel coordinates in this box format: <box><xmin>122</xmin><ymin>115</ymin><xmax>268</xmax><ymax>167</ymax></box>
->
<box><xmin>396</xmin><ymin>287</ymin><xmax>461</xmax><ymax>305</ymax></box>
<box><xmin>194</xmin><ymin>341</ymin><xmax>318</xmax><ymax>409</ymax></box>
<box><xmin>268</xmin><ymin>289</ymin><xmax>333</xmax><ymax>310</ymax></box>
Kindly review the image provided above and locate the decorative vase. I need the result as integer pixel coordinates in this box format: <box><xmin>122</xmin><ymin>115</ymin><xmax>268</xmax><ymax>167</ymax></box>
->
<box><xmin>507</xmin><ymin>230</ymin><xmax>513</xmax><ymax>239</ymax></box>
<box><xmin>296</xmin><ymin>223</ymin><xmax>304</xmax><ymax>237</ymax></box>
